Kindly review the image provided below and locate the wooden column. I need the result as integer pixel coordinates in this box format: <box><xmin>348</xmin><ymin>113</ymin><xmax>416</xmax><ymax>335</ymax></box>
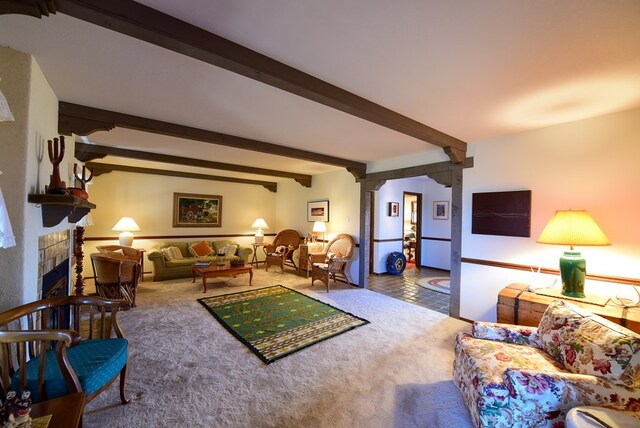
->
<box><xmin>358</xmin><ymin>179</ymin><xmax>385</xmax><ymax>289</ymax></box>
<box><xmin>448</xmin><ymin>168</ymin><xmax>463</xmax><ymax>318</ymax></box>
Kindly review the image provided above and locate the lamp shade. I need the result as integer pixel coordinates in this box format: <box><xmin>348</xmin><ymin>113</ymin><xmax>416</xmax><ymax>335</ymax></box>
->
<box><xmin>76</xmin><ymin>212</ymin><xmax>94</xmax><ymax>227</ymax></box>
<box><xmin>312</xmin><ymin>221</ymin><xmax>327</xmax><ymax>233</ymax></box>
<box><xmin>537</xmin><ymin>209</ymin><xmax>610</xmax><ymax>299</ymax></box>
<box><xmin>537</xmin><ymin>210</ymin><xmax>610</xmax><ymax>248</ymax></box>
<box><xmin>112</xmin><ymin>217</ymin><xmax>140</xmax><ymax>232</ymax></box>
<box><xmin>251</xmin><ymin>218</ymin><xmax>269</xmax><ymax>230</ymax></box>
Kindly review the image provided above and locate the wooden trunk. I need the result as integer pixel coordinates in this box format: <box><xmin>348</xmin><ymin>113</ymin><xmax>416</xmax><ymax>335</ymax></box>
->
<box><xmin>497</xmin><ymin>283</ymin><xmax>640</xmax><ymax>334</ymax></box>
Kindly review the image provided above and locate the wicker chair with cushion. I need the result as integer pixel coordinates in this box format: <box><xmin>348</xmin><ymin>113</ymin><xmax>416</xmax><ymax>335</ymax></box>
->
<box><xmin>90</xmin><ymin>253</ymin><xmax>141</xmax><ymax>308</ymax></box>
<box><xmin>0</xmin><ymin>295</ymin><xmax>130</xmax><ymax>406</ymax></box>
<box><xmin>310</xmin><ymin>233</ymin><xmax>356</xmax><ymax>292</ymax></box>
<box><xmin>265</xmin><ymin>229</ymin><xmax>302</xmax><ymax>273</ymax></box>
<box><xmin>453</xmin><ymin>299</ymin><xmax>640</xmax><ymax>428</ymax></box>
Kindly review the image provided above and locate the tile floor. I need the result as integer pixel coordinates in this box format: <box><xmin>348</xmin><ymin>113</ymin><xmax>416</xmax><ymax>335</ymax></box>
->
<box><xmin>368</xmin><ymin>266</ymin><xmax>451</xmax><ymax>315</ymax></box>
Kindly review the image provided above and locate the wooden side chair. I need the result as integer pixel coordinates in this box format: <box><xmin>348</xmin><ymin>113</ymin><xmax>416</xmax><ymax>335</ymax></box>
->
<box><xmin>265</xmin><ymin>229</ymin><xmax>302</xmax><ymax>273</ymax></box>
<box><xmin>90</xmin><ymin>253</ymin><xmax>141</xmax><ymax>308</ymax></box>
<box><xmin>310</xmin><ymin>233</ymin><xmax>356</xmax><ymax>292</ymax></box>
<box><xmin>0</xmin><ymin>295</ymin><xmax>130</xmax><ymax>406</ymax></box>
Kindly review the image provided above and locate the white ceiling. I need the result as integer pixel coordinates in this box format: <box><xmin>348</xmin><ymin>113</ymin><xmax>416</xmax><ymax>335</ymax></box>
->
<box><xmin>1</xmin><ymin>0</ymin><xmax>640</xmax><ymax>182</ymax></box>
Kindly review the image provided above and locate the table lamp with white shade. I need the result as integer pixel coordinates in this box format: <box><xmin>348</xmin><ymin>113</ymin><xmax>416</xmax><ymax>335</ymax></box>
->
<box><xmin>313</xmin><ymin>221</ymin><xmax>326</xmax><ymax>247</ymax></box>
<box><xmin>251</xmin><ymin>218</ymin><xmax>269</xmax><ymax>243</ymax></box>
<box><xmin>112</xmin><ymin>217</ymin><xmax>140</xmax><ymax>247</ymax></box>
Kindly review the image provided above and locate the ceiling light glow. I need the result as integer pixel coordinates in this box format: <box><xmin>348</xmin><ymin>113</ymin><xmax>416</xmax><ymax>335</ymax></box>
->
<box><xmin>497</xmin><ymin>76</ymin><xmax>640</xmax><ymax>129</ymax></box>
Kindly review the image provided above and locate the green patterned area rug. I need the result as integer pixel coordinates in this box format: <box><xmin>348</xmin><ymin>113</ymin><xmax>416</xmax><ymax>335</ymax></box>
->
<box><xmin>198</xmin><ymin>285</ymin><xmax>369</xmax><ymax>364</ymax></box>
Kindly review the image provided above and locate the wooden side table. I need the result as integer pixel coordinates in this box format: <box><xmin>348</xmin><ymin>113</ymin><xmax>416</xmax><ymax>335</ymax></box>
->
<box><xmin>498</xmin><ymin>283</ymin><xmax>640</xmax><ymax>333</ymax></box>
<box><xmin>297</xmin><ymin>243</ymin><xmax>325</xmax><ymax>277</ymax></box>
<box><xmin>250</xmin><ymin>243</ymin><xmax>269</xmax><ymax>268</ymax></box>
<box><xmin>137</xmin><ymin>248</ymin><xmax>146</xmax><ymax>281</ymax></box>
<box><xmin>30</xmin><ymin>391</ymin><xmax>85</xmax><ymax>428</ymax></box>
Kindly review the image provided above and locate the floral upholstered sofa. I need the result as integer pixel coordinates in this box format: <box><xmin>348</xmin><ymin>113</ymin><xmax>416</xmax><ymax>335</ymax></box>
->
<box><xmin>453</xmin><ymin>300</ymin><xmax>640</xmax><ymax>428</ymax></box>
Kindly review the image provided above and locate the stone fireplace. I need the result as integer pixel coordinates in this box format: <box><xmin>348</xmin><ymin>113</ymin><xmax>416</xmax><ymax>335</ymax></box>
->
<box><xmin>38</xmin><ymin>230</ymin><xmax>71</xmax><ymax>299</ymax></box>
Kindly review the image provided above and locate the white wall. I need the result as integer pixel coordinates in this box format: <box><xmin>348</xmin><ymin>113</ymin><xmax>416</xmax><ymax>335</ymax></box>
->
<box><xmin>422</xmin><ymin>180</ymin><xmax>452</xmax><ymax>270</ymax></box>
<box><xmin>0</xmin><ymin>47</ymin><xmax>67</xmax><ymax>310</ymax></box>
<box><xmin>460</xmin><ymin>108</ymin><xmax>640</xmax><ymax>321</ymax></box>
<box><xmin>83</xmin><ymin>170</ymin><xmax>277</xmax><ymax>276</ymax></box>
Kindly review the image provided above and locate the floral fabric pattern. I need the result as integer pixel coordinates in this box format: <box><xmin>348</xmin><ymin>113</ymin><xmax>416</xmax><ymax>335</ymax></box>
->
<box><xmin>472</xmin><ymin>322</ymin><xmax>542</xmax><ymax>348</ymax></box>
<box><xmin>453</xmin><ymin>304</ymin><xmax>640</xmax><ymax>428</ymax></box>
<box><xmin>538</xmin><ymin>300</ymin><xmax>640</xmax><ymax>388</ymax></box>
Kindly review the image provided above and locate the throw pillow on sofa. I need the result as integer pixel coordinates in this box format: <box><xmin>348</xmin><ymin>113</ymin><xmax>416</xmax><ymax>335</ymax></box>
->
<box><xmin>189</xmin><ymin>240</ymin><xmax>214</xmax><ymax>257</ymax></box>
<box><xmin>538</xmin><ymin>299</ymin><xmax>640</xmax><ymax>387</ymax></box>
<box><xmin>224</xmin><ymin>244</ymin><xmax>238</xmax><ymax>257</ymax></box>
<box><xmin>162</xmin><ymin>246</ymin><xmax>183</xmax><ymax>261</ymax></box>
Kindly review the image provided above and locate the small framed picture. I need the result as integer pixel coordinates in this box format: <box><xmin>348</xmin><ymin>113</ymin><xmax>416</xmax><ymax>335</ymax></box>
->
<box><xmin>433</xmin><ymin>201</ymin><xmax>449</xmax><ymax>220</ymax></box>
<box><xmin>307</xmin><ymin>200</ymin><xmax>329</xmax><ymax>222</ymax></box>
<box><xmin>388</xmin><ymin>202</ymin><xmax>399</xmax><ymax>217</ymax></box>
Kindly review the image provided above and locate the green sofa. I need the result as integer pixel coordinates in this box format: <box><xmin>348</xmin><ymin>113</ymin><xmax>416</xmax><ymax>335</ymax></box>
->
<box><xmin>147</xmin><ymin>240</ymin><xmax>253</xmax><ymax>281</ymax></box>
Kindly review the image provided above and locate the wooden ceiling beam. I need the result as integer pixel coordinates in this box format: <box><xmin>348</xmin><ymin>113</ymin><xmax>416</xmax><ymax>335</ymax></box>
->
<box><xmin>86</xmin><ymin>162</ymin><xmax>278</xmax><ymax>193</ymax></box>
<box><xmin>46</xmin><ymin>0</ymin><xmax>467</xmax><ymax>163</ymax></box>
<box><xmin>60</xmin><ymin>102</ymin><xmax>366</xmax><ymax>180</ymax></box>
<box><xmin>75</xmin><ymin>142</ymin><xmax>312</xmax><ymax>187</ymax></box>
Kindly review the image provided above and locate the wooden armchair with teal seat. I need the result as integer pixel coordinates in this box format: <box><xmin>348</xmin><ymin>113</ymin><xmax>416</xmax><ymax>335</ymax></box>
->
<box><xmin>0</xmin><ymin>295</ymin><xmax>130</xmax><ymax>407</ymax></box>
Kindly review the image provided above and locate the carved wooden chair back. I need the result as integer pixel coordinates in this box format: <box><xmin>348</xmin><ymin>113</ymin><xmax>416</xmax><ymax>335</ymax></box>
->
<box><xmin>0</xmin><ymin>295</ymin><xmax>129</xmax><ymax>404</ymax></box>
<box><xmin>90</xmin><ymin>253</ymin><xmax>141</xmax><ymax>307</ymax></box>
<box><xmin>96</xmin><ymin>245</ymin><xmax>142</xmax><ymax>263</ymax></box>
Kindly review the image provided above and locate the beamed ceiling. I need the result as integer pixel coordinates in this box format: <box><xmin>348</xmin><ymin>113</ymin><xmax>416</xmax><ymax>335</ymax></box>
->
<box><xmin>1</xmin><ymin>0</ymin><xmax>640</xmax><ymax>188</ymax></box>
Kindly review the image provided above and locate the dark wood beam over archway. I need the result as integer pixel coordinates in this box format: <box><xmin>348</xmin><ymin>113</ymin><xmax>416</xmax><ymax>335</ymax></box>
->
<box><xmin>2</xmin><ymin>0</ymin><xmax>467</xmax><ymax>163</ymax></box>
<box><xmin>60</xmin><ymin>102</ymin><xmax>367</xmax><ymax>181</ymax></box>
<box><xmin>75</xmin><ymin>142</ymin><xmax>312</xmax><ymax>187</ymax></box>
<box><xmin>86</xmin><ymin>162</ymin><xmax>278</xmax><ymax>192</ymax></box>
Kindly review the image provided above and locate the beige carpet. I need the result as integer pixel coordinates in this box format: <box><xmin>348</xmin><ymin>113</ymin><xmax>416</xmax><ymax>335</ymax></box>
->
<box><xmin>83</xmin><ymin>269</ymin><xmax>473</xmax><ymax>427</ymax></box>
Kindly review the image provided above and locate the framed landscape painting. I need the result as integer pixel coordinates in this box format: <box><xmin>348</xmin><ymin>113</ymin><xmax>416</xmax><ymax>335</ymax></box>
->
<box><xmin>307</xmin><ymin>200</ymin><xmax>329</xmax><ymax>222</ymax></box>
<box><xmin>173</xmin><ymin>193</ymin><xmax>222</xmax><ymax>227</ymax></box>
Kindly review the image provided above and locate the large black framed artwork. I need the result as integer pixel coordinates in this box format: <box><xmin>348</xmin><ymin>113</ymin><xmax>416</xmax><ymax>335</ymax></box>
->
<box><xmin>472</xmin><ymin>190</ymin><xmax>532</xmax><ymax>237</ymax></box>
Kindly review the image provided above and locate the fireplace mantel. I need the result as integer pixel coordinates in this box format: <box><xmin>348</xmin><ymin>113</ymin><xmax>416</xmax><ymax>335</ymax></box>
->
<box><xmin>28</xmin><ymin>194</ymin><xmax>96</xmax><ymax>227</ymax></box>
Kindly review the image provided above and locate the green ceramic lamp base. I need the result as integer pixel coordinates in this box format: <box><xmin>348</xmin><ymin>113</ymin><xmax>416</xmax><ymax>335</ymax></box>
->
<box><xmin>559</xmin><ymin>250</ymin><xmax>586</xmax><ymax>298</ymax></box>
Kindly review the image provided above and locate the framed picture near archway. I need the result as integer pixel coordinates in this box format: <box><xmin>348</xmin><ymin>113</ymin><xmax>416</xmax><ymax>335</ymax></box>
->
<box><xmin>433</xmin><ymin>201</ymin><xmax>449</xmax><ymax>220</ymax></box>
<box><xmin>173</xmin><ymin>193</ymin><xmax>222</xmax><ymax>227</ymax></box>
<box><xmin>307</xmin><ymin>200</ymin><xmax>329</xmax><ymax>222</ymax></box>
<box><xmin>388</xmin><ymin>202</ymin><xmax>400</xmax><ymax>217</ymax></box>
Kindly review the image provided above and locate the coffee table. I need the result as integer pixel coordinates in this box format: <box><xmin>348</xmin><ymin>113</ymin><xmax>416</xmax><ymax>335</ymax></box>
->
<box><xmin>192</xmin><ymin>263</ymin><xmax>253</xmax><ymax>293</ymax></box>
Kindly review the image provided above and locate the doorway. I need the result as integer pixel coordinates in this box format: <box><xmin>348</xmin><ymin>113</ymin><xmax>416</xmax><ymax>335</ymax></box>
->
<box><xmin>402</xmin><ymin>192</ymin><xmax>421</xmax><ymax>269</ymax></box>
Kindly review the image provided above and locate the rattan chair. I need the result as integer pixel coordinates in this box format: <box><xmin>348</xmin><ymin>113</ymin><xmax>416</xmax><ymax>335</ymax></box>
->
<box><xmin>0</xmin><ymin>295</ymin><xmax>130</xmax><ymax>405</ymax></box>
<box><xmin>90</xmin><ymin>253</ymin><xmax>141</xmax><ymax>307</ymax></box>
<box><xmin>265</xmin><ymin>229</ymin><xmax>302</xmax><ymax>273</ymax></box>
<box><xmin>310</xmin><ymin>233</ymin><xmax>356</xmax><ymax>292</ymax></box>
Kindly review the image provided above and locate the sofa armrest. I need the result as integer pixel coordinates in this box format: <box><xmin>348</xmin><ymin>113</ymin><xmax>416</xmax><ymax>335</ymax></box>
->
<box><xmin>472</xmin><ymin>321</ymin><xmax>541</xmax><ymax>348</ymax></box>
<box><xmin>147</xmin><ymin>250</ymin><xmax>166</xmax><ymax>273</ymax></box>
<box><xmin>236</xmin><ymin>245</ymin><xmax>253</xmax><ymax>263</ymax></box>
<box><xmin>503</xmin><ymin>368</ymin><xmax>640</xmax><ymax>414</ymax></box>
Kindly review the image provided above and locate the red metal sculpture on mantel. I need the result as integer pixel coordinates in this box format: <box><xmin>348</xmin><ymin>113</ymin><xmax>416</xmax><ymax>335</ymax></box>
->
<box><xmin>46</xmin><ymin>136</ymin><xmax>66</xmax><ymax>194</ymax></box>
